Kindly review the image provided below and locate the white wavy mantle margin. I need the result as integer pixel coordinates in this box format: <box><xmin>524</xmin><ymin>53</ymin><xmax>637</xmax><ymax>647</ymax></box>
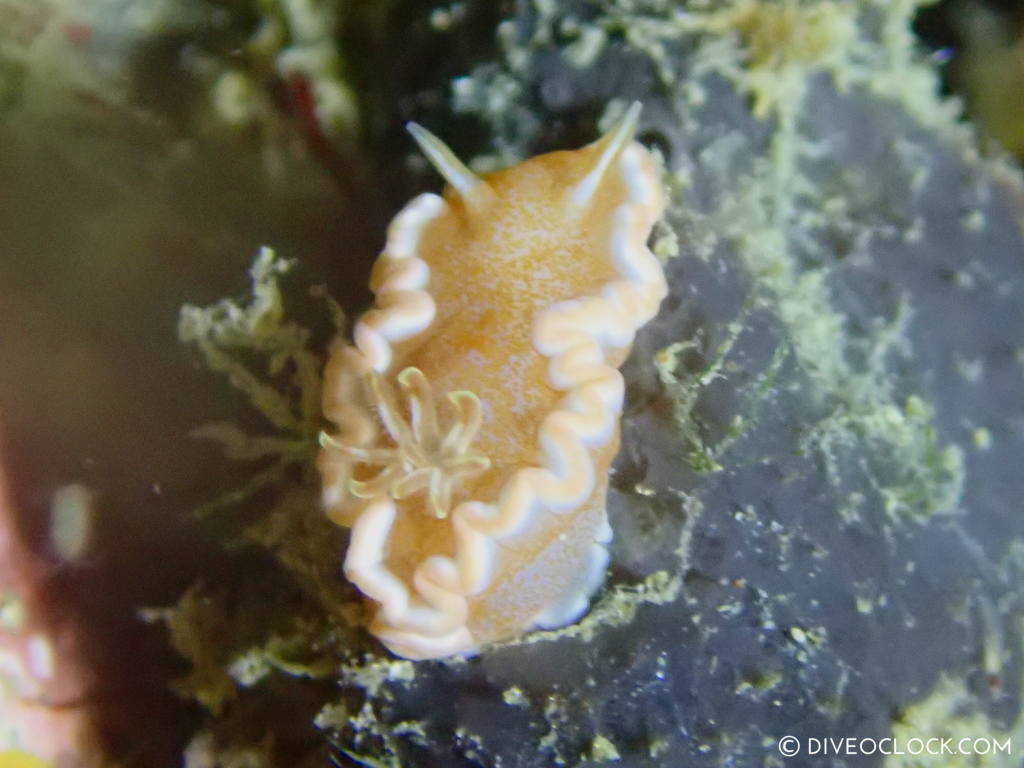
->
<box><xmin>320</xmin><ymin>143</ymin><xmax>667</xmax><ymax>660</ymax></box>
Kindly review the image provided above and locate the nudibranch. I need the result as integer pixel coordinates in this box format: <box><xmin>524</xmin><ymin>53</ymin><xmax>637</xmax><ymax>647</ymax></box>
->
<box><xmin>317</xmin><ymin>102</ymin><xmax>667</xmax><ymax>659</ymax></box>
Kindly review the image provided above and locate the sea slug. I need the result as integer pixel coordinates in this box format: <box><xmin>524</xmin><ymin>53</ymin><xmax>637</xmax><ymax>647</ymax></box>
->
<box><xmin>318</xmin><ymin>103</ymin><xmax>667</xmax><ymax>659</ymax></box>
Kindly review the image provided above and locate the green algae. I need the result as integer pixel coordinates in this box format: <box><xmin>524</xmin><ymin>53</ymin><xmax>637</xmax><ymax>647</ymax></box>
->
<box><xmin>604</xmin><ymin>0</ymin><xmax>862</xmax><ymax>120</ymax></box>
<box><xmin>142</xmin><ymin>577</ymin><xmax>339</xmax><ymax>716</ymax></box>
<box><xmin>880</xmin><ymin>549</ymin><xmax>1024</xmax><ymax>768</ymax></box>
<box><xmin>655</xmin><ymin>319</ymin><xmax>788</xmax><ymax>474</ymax></box>
<box><xmin>161</xmin><ymin>248</ymin><xmax>394</xmax><ymax>763</ymax></box>
<box><xmin>521</xmin><ymin>566</ymin><xmax>684</xmax><ymax>647</ymax></box>
<box><xmin>315</xmin><ymin>700</ymin><xmax>419</xmax><ymax>768</ymax></box>
<box><xmin>588</xmin><ymin>733</ymin><xmax>622</xmax><ymax>762</ymax></box>
<box><xmin>177</xmin><ymin>247</ymin><xmax>332</xmax><ymax>516</ymax></box>
<box><xmin>886</xmin><ymin>672</ymin><xmax>1020</xmax><ymax>768</ymax></box>
<box><xmin>142</xmin><ymin>584</ymin><xmax>247</xmax><ymax>716</ymax></box>
<box><xmin>502</xmin><ymin>685</ymin><xmax>529</xmax><ymax>707</ymax></box>
<box><xmin>668</xmin><ymin>1</ymin><xmax>967</xmax><ymax>522</ymax></box>
<box><xmin>722</xmin><ymin>171</ymin><xmax>964</xmax><ymax>525</ymax></box>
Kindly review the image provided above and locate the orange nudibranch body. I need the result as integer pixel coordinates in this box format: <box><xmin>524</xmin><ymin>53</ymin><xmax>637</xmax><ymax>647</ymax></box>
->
<box><xmin>318</xmin><ymin>103</ymin><xmax>667</xmax><ymax>659</ymax></box>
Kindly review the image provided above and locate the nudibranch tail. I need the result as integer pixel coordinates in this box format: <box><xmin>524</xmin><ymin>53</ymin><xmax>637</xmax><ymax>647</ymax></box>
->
<box><xmin>406</xmin><ymin>121</ymin><xmax>493</xmax><ymax>211</ymax></box>
<box><xmin>570</xmin><ymin>100</ymin><xmax>643</xmax><ymax>210</ymax></box>
<box><xmin>319</xmin><ymin>104</ymin><xmax>668</xmax><ymax>659</ymax></box>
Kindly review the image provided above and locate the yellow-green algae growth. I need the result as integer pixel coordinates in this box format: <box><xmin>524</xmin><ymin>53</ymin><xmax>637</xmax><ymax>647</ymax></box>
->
<box><xmin>604</xmin><ymin>0</ymin><xmax>861</xmax><ymax>120</ymax></box>
<box><xmin>502</xmin><ymin>685</ymin><xmax>529</xmax><ymax>707</ymax></box>
<box><xmin>609</xmin><ymin>0</ymin><xmax>968</xmax><ymax>522</ymax></box>
<box><xmin>161</xmin><ymin>248</ymin><xmax>417</xmax><ymax>764</ymax></box>
<box><xmin>879</xmin><ymin>544</ymin><xmax>1024</xmax><ymax>768</ymax></box>
<box><xmin>655</xmin><ymin>321</ymin><xmax>787</xmax><ymax>474</ymax></box>
<box><xmin>589</xmin><ymin>733</ymin><xmax>622</xmax><ymax>762</ymax></box>
<box><xmin>885</xmin><ymin>645</ymin><xmax>1023</xmax><ymax>768</ymax></box>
